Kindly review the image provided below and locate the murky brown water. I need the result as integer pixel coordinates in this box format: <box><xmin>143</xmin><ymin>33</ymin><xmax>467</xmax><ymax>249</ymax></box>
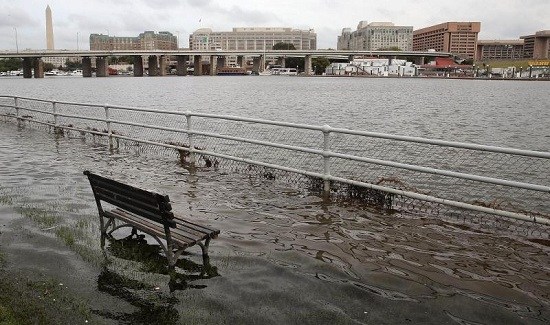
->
<box><xmin>1</xmin><ymin>110</ymin><xmax>549</xmax><ymax>323</ymax></box>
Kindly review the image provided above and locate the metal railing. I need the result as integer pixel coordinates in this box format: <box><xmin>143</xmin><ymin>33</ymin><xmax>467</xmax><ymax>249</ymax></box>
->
<box><xmin>1</xmin><ymin>95</ymin><xmax>549</xmax><ymax>228</ymax></box>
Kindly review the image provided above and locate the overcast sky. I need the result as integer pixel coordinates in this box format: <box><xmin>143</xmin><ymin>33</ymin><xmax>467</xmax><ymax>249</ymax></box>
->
<box><xmin>1</xmin><ymin>0</ymin><xmax>548</xmax><ymax>51</ymax></box>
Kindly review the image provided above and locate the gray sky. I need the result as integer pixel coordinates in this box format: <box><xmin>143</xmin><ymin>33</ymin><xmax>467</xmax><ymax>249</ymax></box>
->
<box><xmin>0</xmin><ymin>0</ymin><xmax>548</xmax><ymax>51</ymax></box>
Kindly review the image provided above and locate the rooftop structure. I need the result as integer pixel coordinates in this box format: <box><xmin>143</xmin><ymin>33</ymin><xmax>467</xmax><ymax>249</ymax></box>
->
<box><xmin>520</xmin><ymin>30</ymin><xmax>550</xmax><ymax>59</ymax></box>
<box><xmin>337</xmin><ymin>21</ymin><xmax>413</xmax><ymax>51</ymax></box>
<box><xmin>189</xmin><ymin>27</ymin><xmax>317</xmax><ymax>51</ymax></box>
<box><xmin>413</xmin><ymin>22</ymin><xmax>480</xmax><ymax>59</ymax></box>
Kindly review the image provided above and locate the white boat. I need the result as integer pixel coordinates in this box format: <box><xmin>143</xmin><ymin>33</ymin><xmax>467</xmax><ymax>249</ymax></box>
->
<box><xmin>45</xmin><ymin>69</ymin><xmax>61</xmax><ymax>76</ymax></box>
<box><xmin>71</xmin><ymin>69</ymin><xmax>83</xmax><ymax>76</ymax></box>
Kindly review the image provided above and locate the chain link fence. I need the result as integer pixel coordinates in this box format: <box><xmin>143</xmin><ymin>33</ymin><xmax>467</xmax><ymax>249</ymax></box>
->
<box><xmin>1</xmin><ymin>95</ymin><xmax>549</xmax><ymax>236</ymax></box>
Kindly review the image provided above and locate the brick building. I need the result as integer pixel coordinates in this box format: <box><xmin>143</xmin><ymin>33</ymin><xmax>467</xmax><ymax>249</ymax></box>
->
<box><xmin>413</xmin><ymin>22</ymin><xmax>481</xmax><ymax>59</ymax></box>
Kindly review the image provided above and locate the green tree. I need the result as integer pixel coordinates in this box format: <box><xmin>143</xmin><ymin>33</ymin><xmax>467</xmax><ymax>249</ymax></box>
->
<box><xmin>312</xmin><ymin>57</ymin><xmax>330</xmax><ymax>75</ymax></box>
<box><xmin>272</xmin><ymin>42</ymin><xmax>296</xmax><ymax>50</ymax></box>
<box><xmin>0</xmin><ymin>58</ymin><xmax>22</xmax><ymax>72</ymax></box>
<box><xmin>272</xmin><ymin>42</ymin><xmax>304</xmax><ymax>71</ymax></box>
<box><xmin>44</xmin><ymin>63</ymin><xmax>55</xmax><ymax>72</ymax></box>
<box><xmin>65</xmin><ymin>59</ymin><xmax>82</xmax><ymax>71</ymax></box>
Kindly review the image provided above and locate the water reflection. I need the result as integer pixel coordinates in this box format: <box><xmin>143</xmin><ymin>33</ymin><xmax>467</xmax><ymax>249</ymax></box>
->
<box><xmin>104</xmin><ymin>235</ymin><xmax>219</xmax><ymax>292</ymax></box>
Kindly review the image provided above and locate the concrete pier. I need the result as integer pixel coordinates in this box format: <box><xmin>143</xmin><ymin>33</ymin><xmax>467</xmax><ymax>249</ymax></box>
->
<box><xmin>176</xmin><ymin>56</ymin><xmax>188</xmax><ymax>76</ymax></box>
<box><xmin>96</xmin><ymin>57</ymin><xmax>108</xmax><ymax>77</ymax></box>
<box><xmin>237</xmin><ymin>56</ymin><xmax>244</xmax><ymax>69</ymax></box>
<box><xmin>217</xmin><ymin>56</ymin><xmax>226</xmax><ymax>69</ymax></box>
<box><xmin>148</xmin><ymin>56</ymin><xmax>158</xmax><ymax>76</ymax></box>
<box><xmin>159</xmin><ymin>56</ymin><xmax>167</xmax><ymax>76</ymax></box>
<box><xmin>305</xmin><ymin>55</ymin><xmax>312</xmax><ymax>76</ymax></box>
<box><xmin>33</xmin><ymin>58</ymin><xmax>44</xmax><ymax>78</ymax></box>
<box><xmin>22</xmin><ymin>58</ymin><xmax>33</xmax><ymax>78</ymax></box>
<box><xmin>194</xmin><ymin>55</ymin><xmax>202</xmax><ymax>76</ymax></box>
<box><xmin>133</xmin><ymin>56</ymin><xmax>143</xmax><ymax>77</ymax></box>
<box><xmin>82</xmin><ymin>57</ymin><xmax>92</xmax><ymax>77</ymax></box>
<box><xmin>252</xmin><ymin>56</ymin><xmax>261</xmax><ymax>74</ymax></box>
<box><xmin>210</xmin><ymin>56</ymin><xmax>217</xmax><ymax>75</ymax></box>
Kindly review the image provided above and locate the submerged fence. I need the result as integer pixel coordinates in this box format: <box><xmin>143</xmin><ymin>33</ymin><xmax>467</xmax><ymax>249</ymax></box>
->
<box><xmin>1</xmin><ymin>95</ymin><xmax>549</xmax><ymax>231</ymax></box>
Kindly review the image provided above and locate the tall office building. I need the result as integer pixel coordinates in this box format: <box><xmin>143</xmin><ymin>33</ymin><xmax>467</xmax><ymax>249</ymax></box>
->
<box><xmin>337</xmin><ymin>21</ymin><xmax>413</xmax><ymax>51</ymax></box>
<box><xmin>45</xmin><ymin>5</ymin><xmax>54</xmax><ymax>50</ymax></box>
<box><xmin>413</xmin><ymin>22</ymin><xmax>480</xmax><ymax>59</ymax></box>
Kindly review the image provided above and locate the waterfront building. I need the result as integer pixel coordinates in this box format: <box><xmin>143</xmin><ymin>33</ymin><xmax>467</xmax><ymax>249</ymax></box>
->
<box><xmin>188</xmin><ymin>27</ymin><xmax>317</xmax><ymax>51</ymax></box>
<box><xmin>337</xmin><ymin>21</ymin><xmax>413</xmax><ymax>51</ymax></box>
<box><xmin>325</xmin><ymin>58</ymin><xmax>416</xmax><ymax>76</ymax></box>
<box><xmin>476</xmin><ymin>40</ymin><xmax>524</xmax><ymax>60</ymax></box>
<box><xmin>89</xmin><ymin>31</ymin><xmax>177</xmax><ymax>51</ymax></box>
<box><xmin>520</xmin><ymin>30</ymin><xmax>550</xmax><ymax>59</ymax></box>
<box><xmin>413</xmin><ymin>22</ymin><xmax>480</xmax><ymax>59</ymax></box>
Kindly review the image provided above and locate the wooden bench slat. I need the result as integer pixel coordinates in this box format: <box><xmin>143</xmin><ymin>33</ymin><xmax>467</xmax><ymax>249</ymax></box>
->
<box><xmin>173</xmin><ymin>215</ymin><xmax>220</xmax><ymax>238</ymax></box>
<box><xmin>106</xmin><ymin>209</ymin><xmax>198</xmax><ymax>247</ymax></box>
<box><xmin>87</xmin><ymin>173</ymin><xmax>167</xmax><ymax>207</ymax></box>
<box><xmin>109</xmin><ymin>208</ymin><xmax>217</xmax><ymax>248</ymax></box>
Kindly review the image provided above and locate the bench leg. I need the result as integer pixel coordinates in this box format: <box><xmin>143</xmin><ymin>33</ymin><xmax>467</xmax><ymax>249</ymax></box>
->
<box><xmin>198</xmin><ymin>238</ymin><xmax>211</xmax><ymax>266</ymax></box>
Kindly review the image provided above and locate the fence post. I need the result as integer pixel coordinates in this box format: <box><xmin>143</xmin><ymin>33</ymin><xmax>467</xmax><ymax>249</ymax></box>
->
<box><xmin>104</xmin><ymin>105</ymin><xmax>113</xmax><ymax>149</ymax></box>
<box><xmin>186</xmin><ymin>113</ymin><xmax>196</xmax><ymax>166</ymax></box>
<box><xmin>322</xmin><ymin>124</ymin><xmax>332</xmax><ymax>196</ymax></box>
<box><xmin>52</xmin><ymin>101</ymin><xmax>59</xmax><ymax>133</ymax></box>
<box><xmin>14</xmin><ymin>97</ymin><xmax>20</xmax><ymax>125</ymax></box>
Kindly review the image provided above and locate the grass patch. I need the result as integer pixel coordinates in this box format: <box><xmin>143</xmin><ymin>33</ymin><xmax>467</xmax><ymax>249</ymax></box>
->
<box><xmin>16</xmin><ymin>206</ymin><xmax>60</xmax><ymax>229</ymax></box>
<box><xmin>475</xmin><ymin>59</ymin><xmax>539</xmax><ymax>69</ymax></box>
<box><xmin>0</xmin><ymin>272</ymin><xmax>93</xmax><ymax>324</ymax></box>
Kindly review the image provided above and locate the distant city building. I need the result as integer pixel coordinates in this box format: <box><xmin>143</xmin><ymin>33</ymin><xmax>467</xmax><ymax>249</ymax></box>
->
<box><xmin>188</xmin><ymin>27</ymin><xmax>317</xmax><ymax>51</ymax></box>
<box><xmin>413</xmin><ymin>22</ymin><xmax>481</xmax><ymax>59</ymax></box>
<box><xmin>476</xmin><ymin>40</ymin><xmax>524</xmax><ymax>60</ymax></box>
<box><xmin>520</xmin><ymin>30</ymin><xmax>550</xmax><ymax>59</ymax></box>
<box><xmin>45</xmin><ymin>5</ymin><xmax>54</xmax><ymax>50</ymax></box>
<box><xmin>337</xmin><ymin>21</ymin><xmax>413</xmax><ymax>51</ymax></box>
<box><xmin>89</xmin><ymin>31</ymin><xmax>177</xmax><ymax>51</ymax></box>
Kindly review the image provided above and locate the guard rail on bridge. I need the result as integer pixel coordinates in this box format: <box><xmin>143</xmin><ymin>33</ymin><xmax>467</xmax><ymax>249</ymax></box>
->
<box><xmin>1</xmin><ymin>96</ymin><xmax>549</xmax><ymax>232</ymax></box>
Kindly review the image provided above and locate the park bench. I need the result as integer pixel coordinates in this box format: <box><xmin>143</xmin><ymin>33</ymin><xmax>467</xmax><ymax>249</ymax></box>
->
<box><xmin>83</xmin><ymin>171</ymin><xmax>219</xmax><ymax>268</ymax></box>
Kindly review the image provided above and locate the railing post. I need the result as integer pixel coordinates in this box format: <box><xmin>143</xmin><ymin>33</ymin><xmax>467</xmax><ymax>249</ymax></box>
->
<box><xmin>322</xmin><ymin>124</ymin><xmax>332</xmax><ymax>196</ymax></box>
<box><xmin>186</xmin><ymin>113</ymin><xmax>196</xmax><ymax>166</ymax></box>
<box><xmin>104</xmin><ymin>105</ymin><xmax>112</xmax><ymax>148</ymax></box>
<box><xmin>14</xmin><ymin>97</ymin><xmax>20</xmax><ymax>125</ymax></box>
<box><xmin>52</xmin><ymin>101</ymin><xmax>59</xmax><ymax>133</ymax></box>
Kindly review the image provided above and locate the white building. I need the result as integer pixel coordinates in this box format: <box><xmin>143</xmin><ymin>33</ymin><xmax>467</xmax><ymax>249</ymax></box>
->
<box><xmin>325</xmin><ymin>59</ymin><xmax>417</xmax><ymax>76</ymax></box>
<box><xmin>337</xmin><ymin>21</ymin><xmax>413</xmax><ymax>51</ymax></box>
<box><xmin>189</xmin><ymin>27</ymin><xmax>317</xmax><ymax>51</ymax></box>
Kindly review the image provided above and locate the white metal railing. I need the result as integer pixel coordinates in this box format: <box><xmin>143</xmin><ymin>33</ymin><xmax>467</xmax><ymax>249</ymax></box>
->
<box><xmin>1</xmin><ymin>95</ymin><xmax>549</xmax><ymax>227</ymax></box>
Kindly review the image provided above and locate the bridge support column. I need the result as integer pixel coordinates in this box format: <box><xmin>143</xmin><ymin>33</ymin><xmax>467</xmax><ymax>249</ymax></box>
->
<box><xmin>33</xmin><ymin>58</ymin><xmax>44</xmax><ymax>78</ymax></box>
<box><xmin>217</xmin><ymin>56</ymin><xmax>226</xmax><ymax>69</ymax></box>
<box><xmin>277</xmin><ymin>57</ymin><xmax>286</xmax><ymax>67</ymax></box>
<box><xmin>176</xmin><ymin>56</ymin><xmax>188</xmax><ymax>76</ymax></box>
<box><xmin>133</xmin><ymin>56</ymin><xmax>143</xmax><ymax>77</ymax></box>
<box><xmin>194</xmin><ymin>55</ymin><xmax>202</xmax><ymax>76</ymax></box>
<box><xmin>159</xmin><ymin>55</ymin><xmax>167</xmax><ymax>76</ymax></box>
<box><xmin>305</xmin><ymin>55</ymin><xmax>312</xmax><ymax>76</ymax></box>
<box><xmin>148</xmin><ymin>56</ymin><xmax>159</xmax><ymax>76</ymax></box>
<box><xmin>96</xmin><ymin>57</ymin><xmax>108</xmax><ymax>77</ymax></box>
<box><xmin>237</xmin><ymin>55</ymin><xmax>244</xmax><ymax>68</ymax></box>
<box><xmin>252</xmin><ymin>57</ymin><xmax>261</xmax><ymax>74</ymax></box>
<box><xmin>209</xmin><ymin>55</ymin><xmax>218</xmax><ymax>75</ymax></box>
<box><xmin>22</xmin><ymin>58</ymin><xmax>33</xmax><ymax>78</ymax></box>
<box><xmin>348</xmin><ymin>55</ymin><xmax>354</xmax><ymax>62</ymax></box>
<box><xmin>82</xmin><ymin>57</ymin><xmax>92</xmax><ymax>77</ymax></box>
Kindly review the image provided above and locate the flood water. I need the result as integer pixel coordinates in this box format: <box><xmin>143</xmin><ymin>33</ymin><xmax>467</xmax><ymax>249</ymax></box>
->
<box><xmin>0</xmin><ymin>76</ymin><xmax>549</xmax><ymax>324</ymax></box>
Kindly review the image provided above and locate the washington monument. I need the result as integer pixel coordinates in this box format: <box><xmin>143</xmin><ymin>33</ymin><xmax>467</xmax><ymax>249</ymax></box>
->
<box><xmin>46</xmin><ymin>5</ymin><xmax>54</xmax><ymax>49</ymax></box>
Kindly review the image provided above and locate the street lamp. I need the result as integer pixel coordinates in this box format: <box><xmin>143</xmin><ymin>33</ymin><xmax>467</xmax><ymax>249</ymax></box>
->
<box><xmin>77</xmin><ymin>31</ymin><xmax>80</xmax><ymax>50</ymax></box>
<box><xmin>13</xmin><ymin>27</ymin><xmax>19</xmax><ymax>53</ymax></box>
